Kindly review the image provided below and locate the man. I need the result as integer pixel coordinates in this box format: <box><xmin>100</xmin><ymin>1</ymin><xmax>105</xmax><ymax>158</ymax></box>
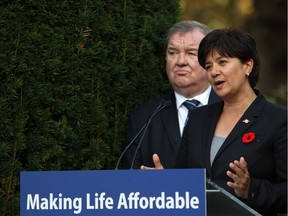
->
<box><xmin>121</xmin><ymin>21</ymin><xmax>220</xmax><ymax>169</ymax></box>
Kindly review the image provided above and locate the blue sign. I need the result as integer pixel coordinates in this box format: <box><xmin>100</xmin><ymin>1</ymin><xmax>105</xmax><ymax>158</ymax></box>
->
<box><xmin>21</xmin><ymin>169</ymin><xmax>206</xmax><ymax>215</ymax></box>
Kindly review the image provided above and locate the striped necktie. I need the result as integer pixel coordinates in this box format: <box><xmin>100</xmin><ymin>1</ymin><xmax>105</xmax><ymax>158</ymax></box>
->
<box><xmin>183</xmin><ymin>99</ymin><xmax>200</xmax><ymax>125</ymax></box>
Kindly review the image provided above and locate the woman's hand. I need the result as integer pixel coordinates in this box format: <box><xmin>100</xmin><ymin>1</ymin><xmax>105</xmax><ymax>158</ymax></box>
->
<box><xmin>140</xmin><ymin>154</ymin><xmax>164</xmax><ymax>170</ymax></box>
<box><xmin>226</xmin><ymin>157</ymin><xmax>250</xmax><ymax>199</ymax></box>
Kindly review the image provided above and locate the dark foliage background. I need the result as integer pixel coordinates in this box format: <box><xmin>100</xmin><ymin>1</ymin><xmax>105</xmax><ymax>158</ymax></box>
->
<box><xmin>0</xmin><ymin>0</ymin><xmax>180</xmax><ymax>214</ymax></box>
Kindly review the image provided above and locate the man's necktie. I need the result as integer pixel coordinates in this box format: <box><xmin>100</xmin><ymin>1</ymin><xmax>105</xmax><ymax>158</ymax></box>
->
<box><xmin>183</xmin><ymin>99</ymin><xmax>200</xmax><ymax>125</ymax></box>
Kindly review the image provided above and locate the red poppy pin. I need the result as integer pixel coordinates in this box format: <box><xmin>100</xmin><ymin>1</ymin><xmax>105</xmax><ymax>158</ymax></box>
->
<box><xmin>242</xmin><ymin>132</ymin><xmax>256</xmax><ymax>144</ymax></box>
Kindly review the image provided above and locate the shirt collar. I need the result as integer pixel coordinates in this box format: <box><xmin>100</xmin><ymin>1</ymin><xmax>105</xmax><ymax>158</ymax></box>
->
<box><xmin>175</xmin><ymin>86</ymin><xmax>212</xmax><ymax>110</ymax></box>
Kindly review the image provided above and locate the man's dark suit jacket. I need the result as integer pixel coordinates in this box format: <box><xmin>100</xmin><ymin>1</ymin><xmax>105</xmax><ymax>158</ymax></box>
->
<box><xmin>176</xmin><ymin>92</ymin><xmax>287</xmax><ymax>216</ymax></box>
<box><xmin>121</xmin><ymin>89</ymin><xmax>220</xmax><ymax>169</ymax></box>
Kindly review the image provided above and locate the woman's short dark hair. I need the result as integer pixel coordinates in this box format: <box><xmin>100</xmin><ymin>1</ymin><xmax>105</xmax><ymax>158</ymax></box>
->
<box><xmin>198</xmin><ymin>28</ymin><xmax>260</xmax><ymax>88</ymax></box>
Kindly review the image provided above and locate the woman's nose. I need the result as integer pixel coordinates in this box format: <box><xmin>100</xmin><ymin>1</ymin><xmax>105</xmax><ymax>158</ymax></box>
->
<box><xmin>210</xmin><ymin>65</ymin><xmax>220</xmax><ymax>77</ymax></box>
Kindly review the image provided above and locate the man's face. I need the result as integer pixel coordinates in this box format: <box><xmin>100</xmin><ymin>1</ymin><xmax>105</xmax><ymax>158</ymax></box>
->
<box><xmin>166</xmin><ymin>30</ymin><xmax>209</xmax><ymax>97</ymax></box>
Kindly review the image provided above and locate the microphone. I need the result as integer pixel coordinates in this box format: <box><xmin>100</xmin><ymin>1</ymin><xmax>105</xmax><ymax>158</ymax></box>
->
<box><xmin>115</xmin><ymin>99</ymin><xmax>172</xmax><ymax>170</ymax></box>
<box><xmin>129</xmin><ymin>99</ymin><xmax>172</xmax><ymax>169</ymax></box>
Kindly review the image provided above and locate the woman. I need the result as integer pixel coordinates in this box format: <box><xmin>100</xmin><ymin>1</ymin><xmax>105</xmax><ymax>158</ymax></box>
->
<box><xmin>142</xmin><ymin>29</ymin><xmax>287</xmax><ymax>215</ymax></box>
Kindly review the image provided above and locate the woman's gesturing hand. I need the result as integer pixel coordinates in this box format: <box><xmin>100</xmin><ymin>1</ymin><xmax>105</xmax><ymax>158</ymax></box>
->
<box><xmin>227</xmin><ymin>157</ymin><xmax>250</xmax><ymax>199</ymax></box>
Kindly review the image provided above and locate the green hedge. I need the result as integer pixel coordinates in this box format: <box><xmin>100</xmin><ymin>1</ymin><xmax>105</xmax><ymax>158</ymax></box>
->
<box><xmin>0</xmin><ymin>0</ymin><xmax>180</xmax><ymax>214</ymax></box>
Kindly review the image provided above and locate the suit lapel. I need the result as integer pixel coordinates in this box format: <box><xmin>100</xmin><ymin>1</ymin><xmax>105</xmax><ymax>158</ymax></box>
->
<box><xmin>214</xmin><ymin>94</ymin><xmax>265</xmax><ymax>161</ymax></box>
<box><xmin>202</xmin><ymin>102</ymin><xmax>223</xmax><ymax>175</ymax></box>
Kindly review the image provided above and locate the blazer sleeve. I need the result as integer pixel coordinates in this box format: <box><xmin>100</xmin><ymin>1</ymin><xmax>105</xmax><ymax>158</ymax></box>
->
<box><xmin>245</xmin><ymin>110</ymin><xmax>287</xmax><ymax>214</ymax></box>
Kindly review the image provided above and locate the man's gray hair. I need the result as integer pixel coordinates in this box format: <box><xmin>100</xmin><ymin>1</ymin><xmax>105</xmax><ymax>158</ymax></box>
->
<box><xmin>165</xmin><ymin>20</ymin><xmax>211</xmax><ymax>49</ymax></box>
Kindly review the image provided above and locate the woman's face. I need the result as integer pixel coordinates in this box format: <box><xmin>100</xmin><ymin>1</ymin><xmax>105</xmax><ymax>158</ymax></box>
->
<box><xmin>204</xmin><ymin>51</ymin><xmax>253</xmax><ymax>101</ymax></box>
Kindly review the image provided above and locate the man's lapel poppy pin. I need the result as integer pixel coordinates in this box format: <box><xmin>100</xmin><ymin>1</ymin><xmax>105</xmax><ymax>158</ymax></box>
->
<box><xmin>242</xmin><ymin>132</ymin><xmax>256</xmax><ymax>144</ymax></box>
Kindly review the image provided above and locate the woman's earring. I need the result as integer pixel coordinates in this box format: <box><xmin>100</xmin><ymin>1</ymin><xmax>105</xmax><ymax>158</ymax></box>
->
<box><xmin>246</xmin><ymin>73</ymin><xmax>250</xmax><ymax>78</ymax></box>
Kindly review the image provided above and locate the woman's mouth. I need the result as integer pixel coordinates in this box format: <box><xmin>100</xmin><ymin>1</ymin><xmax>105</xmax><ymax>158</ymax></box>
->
<box><xmin>214</xmin><ymin>80</ymin><xmax>225</xmax><ymax>88</ymax></box>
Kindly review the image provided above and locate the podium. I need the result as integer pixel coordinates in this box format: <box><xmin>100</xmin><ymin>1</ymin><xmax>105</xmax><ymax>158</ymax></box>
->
<box><xmin>206</xmin><ymin>179</ymin><xmax>261</xmax><ymax>216</ymax></box>
<box><xmin>20</xmin><ymin>169</ymin><xmax>261</xmax><ymax>216</ymax></box>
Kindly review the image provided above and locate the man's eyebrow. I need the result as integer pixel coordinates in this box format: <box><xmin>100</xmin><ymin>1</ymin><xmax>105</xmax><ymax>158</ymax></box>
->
<box><xmin>167</xmin><ymin>47</ymin><xmax>198</xmax><ymax>51</ymax></box>
<box><xmin>167</xmin><ymin>47</ymin><xmax>178</xmax><ymax>51</ymax></box>
<box><xmin>167</xmin><ymin>45</ymin><xmax>177</xmax><ymax>48</ymax></box>
<box><xmin>186</xmin><ymin>48</ymin><xmax>198</xmax><ymax>51</ymax></box>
